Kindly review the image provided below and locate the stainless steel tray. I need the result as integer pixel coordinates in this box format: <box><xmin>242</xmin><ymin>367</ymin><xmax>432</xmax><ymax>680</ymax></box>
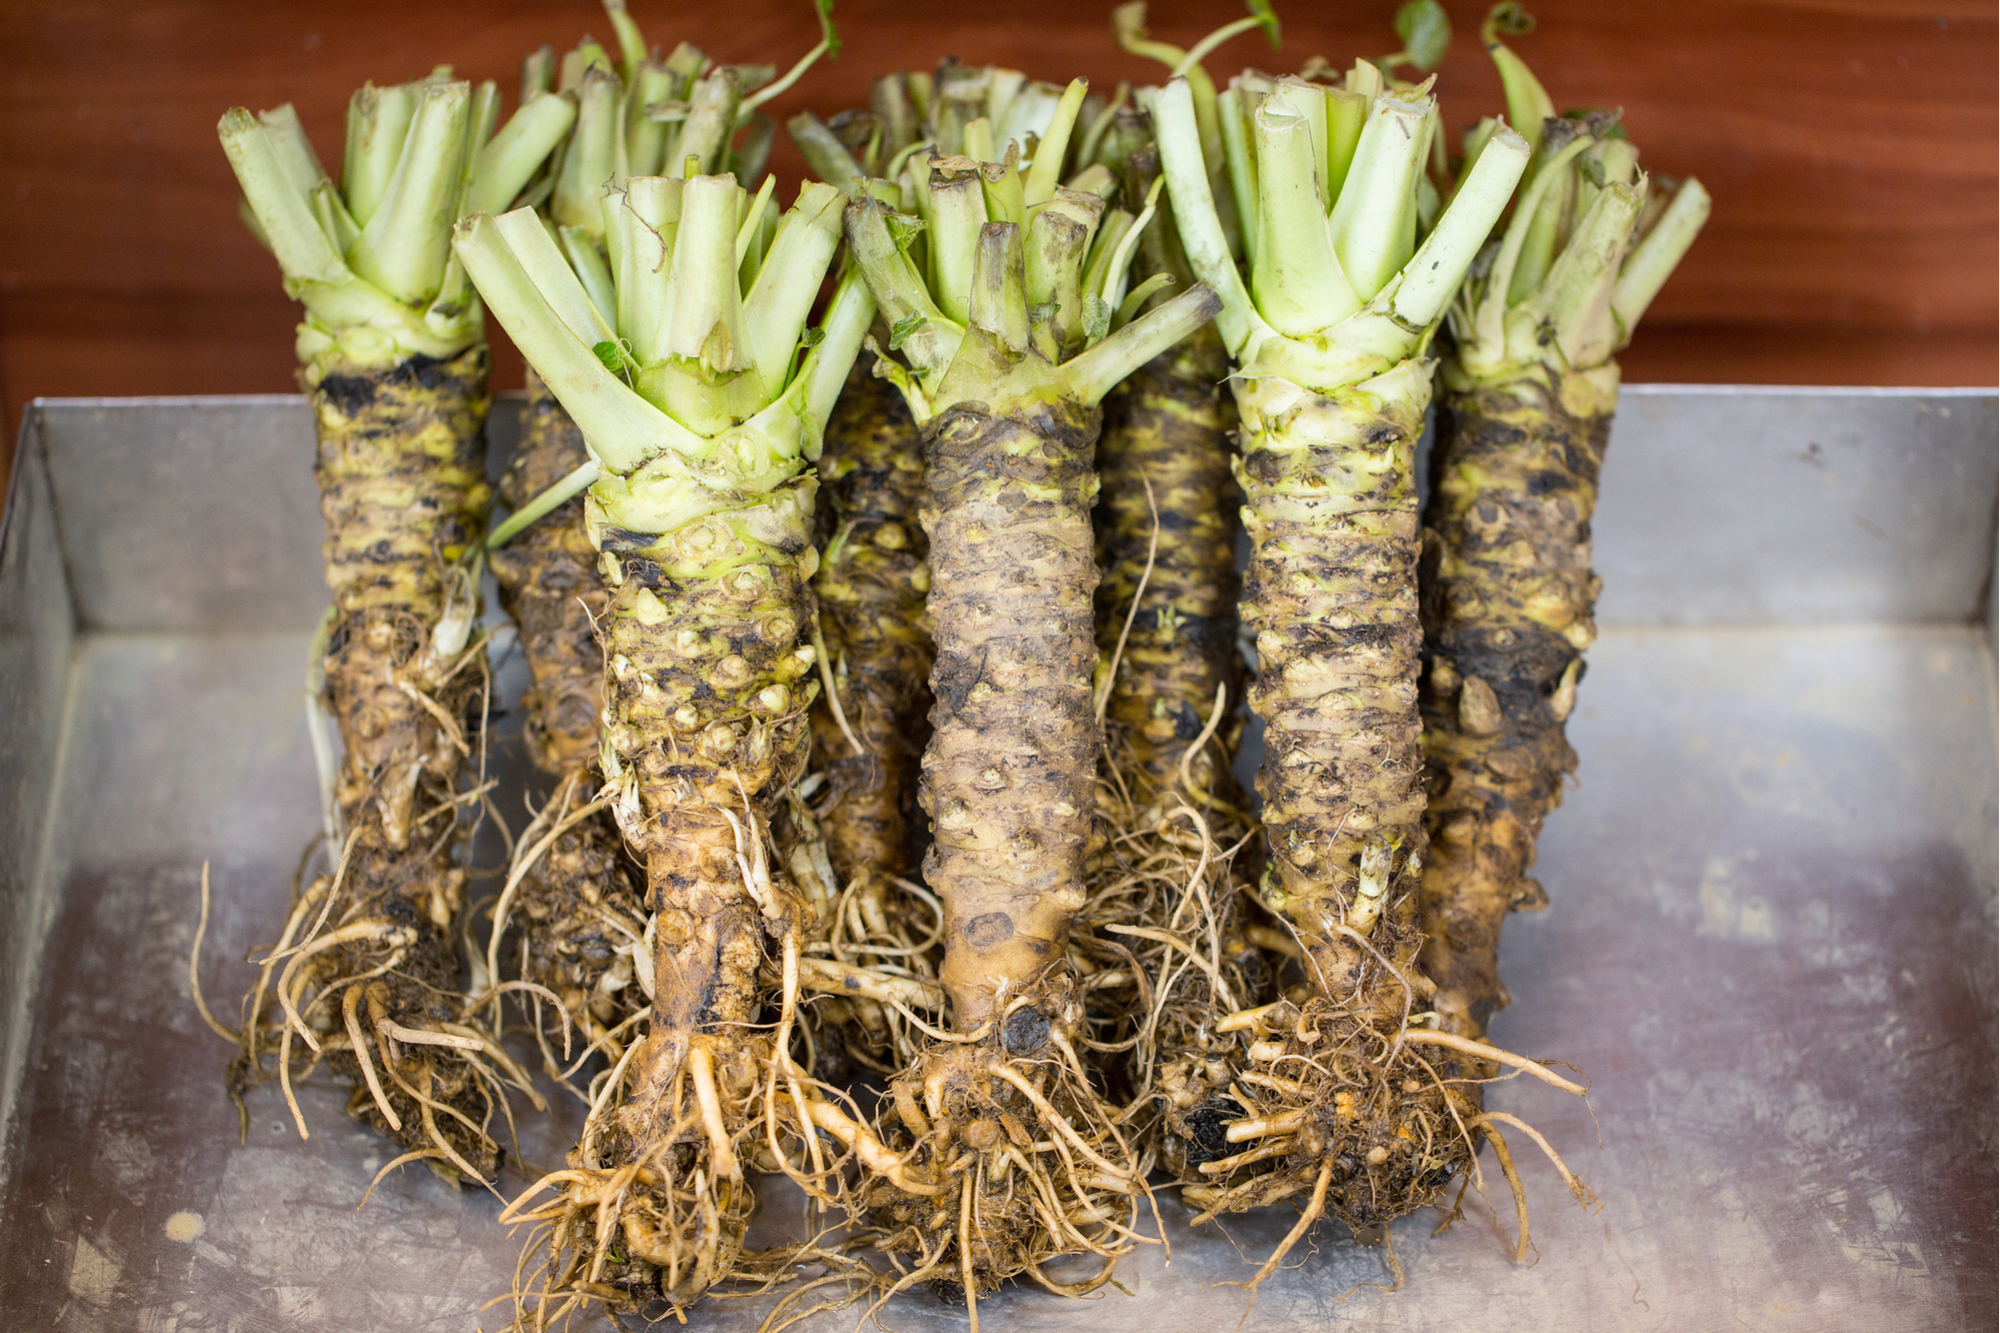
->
<box><xmin>1</xmin><ymin>387</ymin><xmax>1993</xmax><ymax>1331</ymax></box>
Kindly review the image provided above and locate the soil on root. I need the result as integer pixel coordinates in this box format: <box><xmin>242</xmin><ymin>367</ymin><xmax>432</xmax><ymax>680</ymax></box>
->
<box><xmin>228</xmin><ymin>843</ymin><xmax>527</xmax><ymax>1187</ymax></box>
<box><xmin>853</xmin><ymin>972</ymin><xmax>1155</xmax><ymax>1313</ymax></box>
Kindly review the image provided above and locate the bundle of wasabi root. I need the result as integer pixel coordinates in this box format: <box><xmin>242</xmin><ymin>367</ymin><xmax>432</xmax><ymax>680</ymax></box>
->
<box><xmin>213</xmin><ymin>66</ymin><xmax>575</xmax><ymax>1185</ymax></box>
<box><xmin>188</xmin><ymin>0</ymin><xmax>1720</xmax><ymax>1321</ymax></box>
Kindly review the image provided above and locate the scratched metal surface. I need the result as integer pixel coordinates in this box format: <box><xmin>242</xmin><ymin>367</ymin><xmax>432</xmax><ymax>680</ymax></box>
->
<box><xmin>0</xmin><ymin>392</ymin><xmax>1993</xmax><ymax>1332</ymax></box>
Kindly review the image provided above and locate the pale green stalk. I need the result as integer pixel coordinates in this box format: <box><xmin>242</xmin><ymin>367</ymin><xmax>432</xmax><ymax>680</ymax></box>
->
<box><xmin>1249</xmin><ymin>98</ymin><xmax>1354</xmax><ymax>335</ymax></box>
<box><xmin>1447</xmin><ymin>12</ymin><xmax>1711</xmax><ymax>381</ymax></box>
<box><xmin>342</xmin><ymin>82</ymin><xmax>418</xmax><ymax>227</ymax></box>
<box><xmin>624</xmin><ymin>64</ymin><xmax>676</xmax><ymax>179</ymax></box>
<box><xmin>1154</xmin><ymin>74</ymin><xmax>1527</xmax><ymax>372</ymax></box>
<box><xmin>1325</xmin><ymin>87</ymin><xmax>1429</xmax><ymax>301</ymax></box>
<box><xmin>553</xmin><ymin>68</ymin><xmax>621</xmax><ymax>229</ymax></box>
<box><xmin>1020</xmin><ymin>78</ymin><xmax>1089</xmax><ymax>206</ymax></box>
<box><xmin>468</xmin><ymin>90</ymin><xmax>579</xmax><ymax>217</ymax></box>
<box><xmin>347</xmin><ymin>80</ymin><xmax>472</xmax><ymax>304</ymax></box>
<box><xmin>1610</xmin><ymin>177</ymin><xmax>1711</xmax><ymax>335</ymax></box>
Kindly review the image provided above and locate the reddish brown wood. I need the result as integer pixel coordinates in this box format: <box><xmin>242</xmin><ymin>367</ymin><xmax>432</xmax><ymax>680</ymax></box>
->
<box><xmin>1</xmin><ymin>0</ymin><xmax>1994</xmax><ymax>493</ymax></box>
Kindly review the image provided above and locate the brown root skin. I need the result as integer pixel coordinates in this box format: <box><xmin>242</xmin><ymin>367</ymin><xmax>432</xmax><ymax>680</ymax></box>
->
<box><xmin>1235</xmin><ymin>363</ymin><xmax>1430</xmax><ymax>1008</ymax></box>
<box><xmin>493</xmin><ymin>370</ymin><xmax>608</xmax><ymax>774</ymax></box>
<box><xmin>231</xmin><ymin>348</ymin><xmax>510</xmax><ymax>1184</ymax></box>
<box><xmin>922</xmin><ymin>400</ymin><xmax>1102</xmax><ymax>1029</ymax></box>
<box><xmin>858</xmin><ymin>972</ymin><xmax>1146</xmax><ymax>1299</ymax></box>
<box><xmin>812</xmin><ymin>356</ymin><xmax>933</xmax><ymax>896</ymax></box>
<box><xmin>1419</xmin><ymin>361</ymin><xmax>1615</xmax><ymax>1053</ymax></box>
<box><xmin>1095</xmin><ymin>330</ymin><xmax>1243</xmax><ymax>797</ymax></box>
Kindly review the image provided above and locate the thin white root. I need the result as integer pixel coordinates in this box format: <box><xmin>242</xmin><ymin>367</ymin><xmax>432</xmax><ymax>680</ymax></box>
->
<box><xmin>797</xmin><ymin>956</ymin><xmax>943</xmax><ymax>1010</ymax></box>
<box><xmin>189</xmin><ymin>863</ymin><xmax>238</xmax><ymax>1043</ymax></box>
<box><xmin>358</xmin><ymin>1149</ymin><xmax>450</xmax><ymax>1210</ymax></box>
<box><xmin>1242</xmin><ymin>923</ymin><xmax>1305</xmax><ymax>961</ymax></box>
<box><xmin>689</xmin><ymin>1042</ymin><xmax>742</xmax><ymax>1181</ymax></box>
<box><xmin>1402</xmin><ymin>1031</ymin><xmax>1588</xmax><ymax>1096</ymax></box>
<box><xmin>1481</xmin><ymin>1124</ymin><xmax>1532</xmax><ymax>1263</ymax></box>
<box><xmin>1105</xmin><ymin>922</ymin><xmax>1237</xmax><ymax>1013</ymax></box>
<box><xmin>1216</xmin><ymin>999</ymin><xmax>1294</xmax><ymax>1034</ymax></box>
<box><xmin>1233</xmin><ymin>1158</ymin><xmax>1332</xmax><ymax>1324</ymax></box>
<box><xmin>343</xmin><ymin>984</ymin><xmax>402</xmax><ymax>1132</ymax></box>
<box><xmin>804</xmin><ymin>1098</ymin><xmax>941</xmax><ymax>1196</ymax></box>
<box><xmin>1472</xmin><ymin>1111</ymin><xmax>1593</xmax><ymax>1207</ymax></box>
<box><xmin>378</xmin><ymin>1019</ymin><xmax>483</xmax><ymax>1052</ymax></box>
<box><xmin>1225</xmin><ymin>1109</ymin><xmax>1311</xmax><ymax>1144</ymax></box>
<box><xmin>959</xmin><ymin>1170</ymin><xmax>981</xmax><ymax>1333</ymax></box>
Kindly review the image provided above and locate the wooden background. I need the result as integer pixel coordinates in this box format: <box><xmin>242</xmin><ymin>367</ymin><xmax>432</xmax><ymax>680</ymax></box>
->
<box><xmin>1</xmin><ymin>0</ymin><xmax>1993</xmax><ymax>486</ymax></box>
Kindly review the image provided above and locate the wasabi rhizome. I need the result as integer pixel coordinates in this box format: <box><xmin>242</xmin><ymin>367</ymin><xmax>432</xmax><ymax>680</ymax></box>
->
<box><xmin>216</xmin><ymin>64</ymin><xmax>572</xmax><ymax>1184</ymax></box>
<box><xmin>1150</xmin><ymin>5</ymin><xmax>1588</xmax><ymax>1270</ymax></box>
<box><xmin>837</xmin><ymin>69</ymin><xmax>1222</xmax><ymax>1309</ymax></box>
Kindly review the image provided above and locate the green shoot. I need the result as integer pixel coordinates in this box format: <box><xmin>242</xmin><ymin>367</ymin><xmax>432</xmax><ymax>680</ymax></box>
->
<box><xmin>457</xmin><ymin>170</ymin><xmax>862</xmax><ymax>486</ymax></box>
<box><xmin>843</xmin><ymin>129</ymin><xmax>1217</xmax><ymax>419</ymax></box>
<box><xmin>222</xmin><ymin>69</ymin><xmax>571</xmax><ymax>367</ymax></box>
<box><xmin>1154</xmin><ymin>73</ymin><xmax>1528</xmax><ymax>374</ymax></box>
<box><xmin>1483</xmin><ymin>3</ymin><xmax>1553</xmax><ymax>150</ymax></box>
<box><xmin>1450</xmin><ymin>18</ymin><xmax>1710</xmax><ymax>376</ymax></box>
<box><xmin>488</xmin><ymin>457</ymin><xmax>601</xmax><ymax>548</ymax></box>
<box><xmin>1381</xmin><ymin>1</ymin><xmax>1451</xmax><ymax>73</ymax></box>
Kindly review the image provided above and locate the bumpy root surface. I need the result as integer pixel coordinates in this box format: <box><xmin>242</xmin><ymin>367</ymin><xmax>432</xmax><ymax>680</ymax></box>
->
<box><xmin>492</xmin><ymin>777</ymin><xmax>648</xmax><ymax>1086</ymax></box>
<box><xmin>865</xmin><ymin>396</ymin><xmax>1149</xmax><ymax>1309</ymax></box>
<box><xmin>855</xmin><ymin>974</ymin><xmax>1153</xmax><ymax>1311</ymax></box>
<box><xmin>486</xmin><ymin>373</ymin><xmax>651</xmax><ymax>1074</ymax></box>
<box><xmin>802</xmin><ymin>357</ymin><xmax>940</xmax><ymax>1076</ymax></box>
<box><xmin>229</xmin><ymin>347</ymin><xmax>516</xmax><ymax>1185</ymax></box>
<box><xmin>1086</xmin><ymin>329</ymin><xmax>1265</xmax><ymax>1155</ymax></box>
<box><xmin>1094</xmin><ymin>332</ymin><xmax>1242</xmax><ymax>799</ymax></box>
<box><xmin>493</xmin><ymin>371</ymin><xmax>608</xmax><ymax>776</ymax></box>
<box><xmin>1419</xmin><ymin>364</ymin><xmax>1614</xmax><ymax>1051</ymax></box>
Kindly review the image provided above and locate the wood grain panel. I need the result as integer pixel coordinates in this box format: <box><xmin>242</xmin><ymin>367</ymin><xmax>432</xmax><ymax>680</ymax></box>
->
<box><xmin>1</xmin><ymin>0</ymin><xmax>1994</xmax><ymax>492</ymax></box>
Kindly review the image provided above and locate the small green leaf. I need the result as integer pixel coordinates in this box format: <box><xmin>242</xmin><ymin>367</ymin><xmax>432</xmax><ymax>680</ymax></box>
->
<box><xmin>885</xmin><ymin>211</ymin><xmax>925</xmax><ymax>255</ymax></box>
<box><xmin>1484</xmin><ymin>1</ymin><xmax>1535</xmax><ymax>41</ymax></box>
<box><xmin>1027</xmin><ymin>300</ymin><xmax>1059</xmax><ymax>326</ymax></box>
<box><xmin>1246</xmin><ymin>0</ymin><xmax>1282</xmax><ymax>48</ymax></box>
<box><xmin>1082</xmin><ymin>293</ymin><xmax>1113</xmax><ymax>344</ymax></box>
<box><xmin>816</xmin><ymin>0</ymin><xmax>841</xmax><ymax>62</ymax></box>
<box><xmin>593</xmin><ymin>340</ymin><xmax>623</xmax><ymax>371</ymax></box>
<box><xmin>888</xmin><ymin>312</ymin><xmax>925</xmax><ymax>349</ymax></box>
<box><xmin>1394</xmin><ymin>1</ymin><xmax>1451</xmax><ymax>72</ymax></box>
